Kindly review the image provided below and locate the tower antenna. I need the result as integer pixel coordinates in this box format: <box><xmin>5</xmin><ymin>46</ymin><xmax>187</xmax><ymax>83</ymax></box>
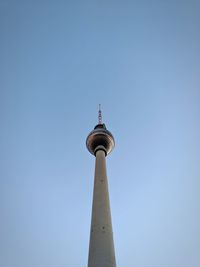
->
<box><xmin>98</xmin><ymin>104</ymin><xmax>102</xmax><ymax>124</ymax></box>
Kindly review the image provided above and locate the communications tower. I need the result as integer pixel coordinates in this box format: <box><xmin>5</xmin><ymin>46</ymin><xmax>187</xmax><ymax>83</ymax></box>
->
<box><xmin>86</xmin><ymin>106</ymin><xmax>116</xmax><ymax>267</ymax></box>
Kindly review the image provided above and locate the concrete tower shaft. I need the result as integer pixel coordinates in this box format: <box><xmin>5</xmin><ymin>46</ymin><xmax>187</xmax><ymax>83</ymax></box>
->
<box><xmin>86</xmin><ymin>121</ymin><xmax>116</xmax><ymax>267</ymax></box>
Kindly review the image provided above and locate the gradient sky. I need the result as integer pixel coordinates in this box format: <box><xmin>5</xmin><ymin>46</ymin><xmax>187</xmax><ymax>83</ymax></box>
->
<box><xmin>1</xmin><ymin>1</ymin><xmax>200</xmax><ymax>267</ymax></box>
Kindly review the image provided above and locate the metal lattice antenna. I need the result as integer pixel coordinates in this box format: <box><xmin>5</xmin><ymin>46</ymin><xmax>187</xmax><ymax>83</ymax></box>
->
<box><xmin>98</xmin><ymin>104</ymin><xmax>102</xmax><ymax>124</ymax></box>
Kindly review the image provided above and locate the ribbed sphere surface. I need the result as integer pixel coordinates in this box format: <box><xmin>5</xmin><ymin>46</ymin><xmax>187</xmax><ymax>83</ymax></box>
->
<box><xmin>86</xmin><ymin>124</ymin><xmax>115</xmax><ymax>156</ymax></box>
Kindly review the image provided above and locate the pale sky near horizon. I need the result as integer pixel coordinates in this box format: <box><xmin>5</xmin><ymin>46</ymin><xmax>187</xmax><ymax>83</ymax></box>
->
<box><xmin>1</xmin><ymin>1</ymin><xmax>200</xmax><ymax>267</ymax></box>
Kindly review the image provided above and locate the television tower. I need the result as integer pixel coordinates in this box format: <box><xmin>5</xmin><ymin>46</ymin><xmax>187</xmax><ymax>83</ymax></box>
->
<box><xmin>86</xmin><ymin>105</ymin><xmax>116</xmax><ymax>267</ymax></box>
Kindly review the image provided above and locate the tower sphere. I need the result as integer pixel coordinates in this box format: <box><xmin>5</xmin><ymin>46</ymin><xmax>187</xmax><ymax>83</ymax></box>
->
<box><xmin>86</xmin><ymin>123</ymin><xmax>115</xmax><ymax>156</ymax></box>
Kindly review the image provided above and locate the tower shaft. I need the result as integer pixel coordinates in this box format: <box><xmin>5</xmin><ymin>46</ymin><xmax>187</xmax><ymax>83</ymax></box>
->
<box><xmin>88</xmin><ymin>149</ymin><xmax>116</xmax><ymax>267</ymax></box>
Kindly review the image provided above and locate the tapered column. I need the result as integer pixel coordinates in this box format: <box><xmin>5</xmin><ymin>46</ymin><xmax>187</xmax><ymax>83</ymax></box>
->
<box><xmin>88</xmin><ymin>149</ymin><xmax>116</xmax><ymax>267</ymax></box>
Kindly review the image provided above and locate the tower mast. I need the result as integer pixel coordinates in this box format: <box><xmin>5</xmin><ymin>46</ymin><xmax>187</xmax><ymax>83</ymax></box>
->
<box><xmin>98</xmin><ymin>104</ymin><xmax>102</xmax><ymax>124</ymax></box>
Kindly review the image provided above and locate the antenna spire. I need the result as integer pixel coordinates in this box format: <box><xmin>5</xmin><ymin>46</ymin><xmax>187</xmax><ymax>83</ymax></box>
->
<box><xmin>98</xmin><ymin>104</ymin><xmax>102</xmax><ymax>124</ymax></box>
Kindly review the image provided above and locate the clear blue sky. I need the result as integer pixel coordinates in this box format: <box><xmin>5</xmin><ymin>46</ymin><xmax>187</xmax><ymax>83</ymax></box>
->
<box><xmin>1</xmin><ymin>1</ymin><xmax>200</xmax><ymax>266</ymax></box>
